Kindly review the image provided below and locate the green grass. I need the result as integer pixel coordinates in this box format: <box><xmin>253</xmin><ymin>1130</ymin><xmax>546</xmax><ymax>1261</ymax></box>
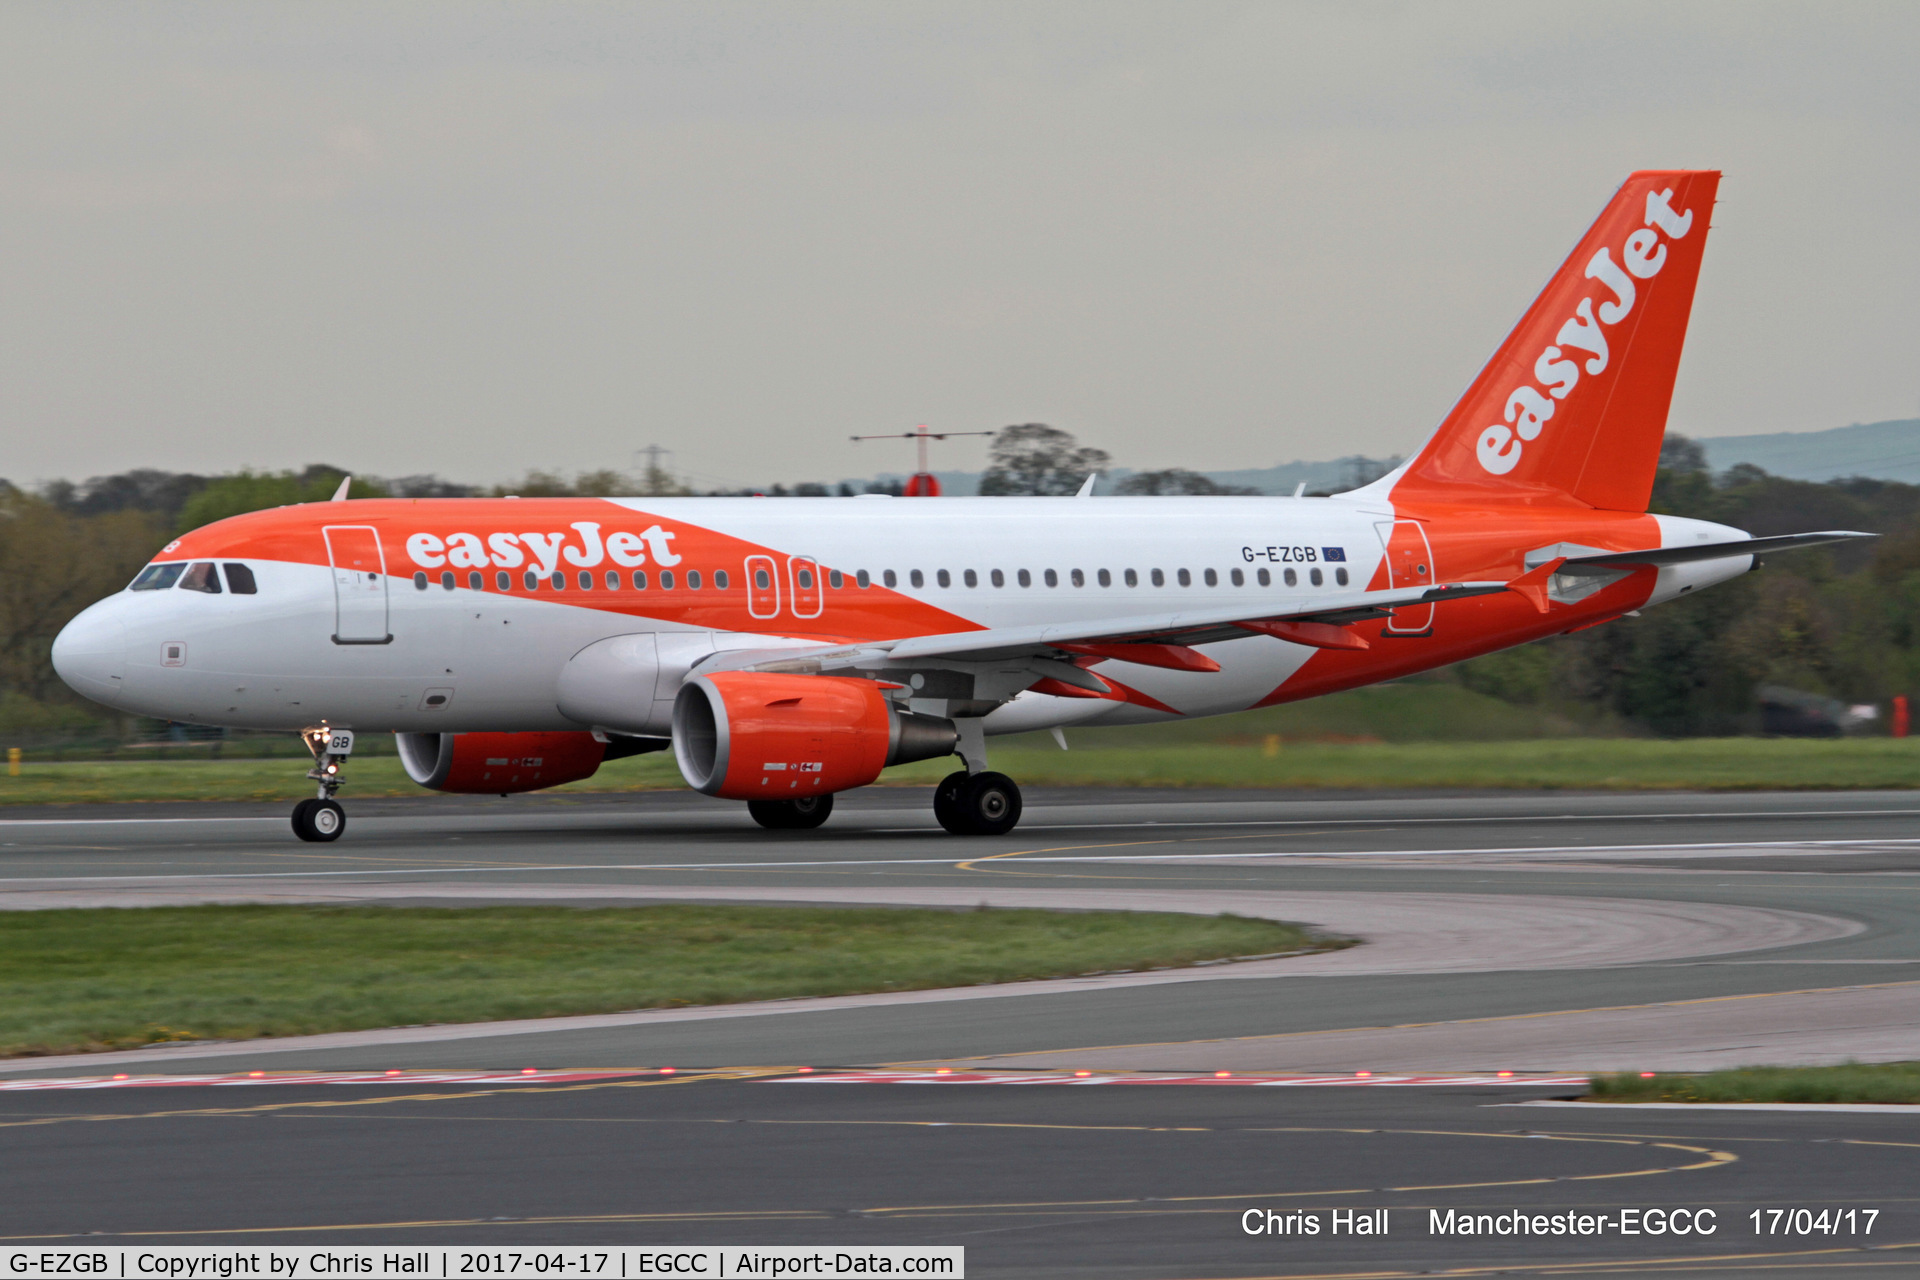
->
<box><xmin>0</xmin><ymin>904</ymin><xmax>1329</xmax><ymax>1059</ymax></box>
<box><xmin>1590</xmin><ymin>1062</ymin><xmax>1920</xmax><ymax>1105</ymax></box>
<box><xmin>4</xmin><ymin>735</ymin><xmax>1920</xmax><ymax>805</ymax></box>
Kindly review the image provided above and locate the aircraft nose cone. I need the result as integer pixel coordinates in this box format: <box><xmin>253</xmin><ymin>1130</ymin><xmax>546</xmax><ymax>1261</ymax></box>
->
<box><xmin>52</xmin><ymin>600</ymin><xmax>130</xmax><ymax>700</ymax></box>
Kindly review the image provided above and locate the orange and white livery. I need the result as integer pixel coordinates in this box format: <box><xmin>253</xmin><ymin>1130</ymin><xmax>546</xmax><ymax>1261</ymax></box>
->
<box><xmin>53</xmin><ymin>171</ymin><xmax>1866</xmax><ymax>840</ymax></box>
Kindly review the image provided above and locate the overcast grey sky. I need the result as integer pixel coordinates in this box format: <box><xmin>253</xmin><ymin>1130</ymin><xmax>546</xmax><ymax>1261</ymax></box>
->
<box><xmin>2</xmin><ymin>2</ymin><xmax>1915</xmax><ymax>490</ymax></box>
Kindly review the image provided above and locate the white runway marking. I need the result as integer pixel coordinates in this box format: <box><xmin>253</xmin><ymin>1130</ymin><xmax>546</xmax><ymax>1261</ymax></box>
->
<box><xmin>1</xmin><ymin>836</ymin><xmax>1915</xmax><ymax>888</ymax></box>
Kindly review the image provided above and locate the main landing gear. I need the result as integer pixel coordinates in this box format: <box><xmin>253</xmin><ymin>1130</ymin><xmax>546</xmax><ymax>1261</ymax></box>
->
<box><xmin>293</xmin><ymin>726</ymin><xmax>353</xmax><ymax>843</ymax></box>
<box><xmin>934</xmin><ymin>769</ymin><xmax>1023</xmax><ymax>836</ymax></box>
<box><xmin>748</xmin><ymin>794</ymin><xmax>834</xmax><ymax>830</ymax></box>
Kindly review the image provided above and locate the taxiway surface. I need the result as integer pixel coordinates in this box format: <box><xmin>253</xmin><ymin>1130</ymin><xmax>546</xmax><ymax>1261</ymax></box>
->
<box><xmin>1</xmin><ymin>788</ymin><xmax>1916</xmax><ymax>1076</ymax></box>
<box><xmin>4</xmin><ymin>787</ymin><xmax>1919</xmax><ymax>1274</ymax></box>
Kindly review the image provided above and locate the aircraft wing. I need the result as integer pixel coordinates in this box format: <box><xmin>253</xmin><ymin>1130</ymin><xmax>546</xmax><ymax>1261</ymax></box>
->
<box><xmin>1559</xmin><ymin>530</ymin><xmax>1874</xmax><ymax>570</ymax></box>
<box><xmin>700</xmin><ymin>581</ymin><xmax>1512</xmax><ymax>682</ymax></box>
<box><xmin>875</xmin><ymin>580</ymin><xmax>1508</xmax><ymax>660</ymax></box>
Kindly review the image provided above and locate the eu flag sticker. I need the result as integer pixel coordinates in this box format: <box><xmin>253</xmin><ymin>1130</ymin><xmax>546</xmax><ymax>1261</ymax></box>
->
<box><xmin>1322</xmin><ymin>547</ymin><xmax>1346</xmax><ymax>562</ymax></box>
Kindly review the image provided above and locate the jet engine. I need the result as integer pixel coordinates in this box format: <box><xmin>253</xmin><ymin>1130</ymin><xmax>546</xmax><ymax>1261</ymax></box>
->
<box><xmin>672</xmin><ymin>673</ymin><xmax>957</xmax><ymax>800</ymax></box>
<box><xmin>397</xmin><ymin>730</ymin><xmax>664</xmax><ymax>794</ymax></box>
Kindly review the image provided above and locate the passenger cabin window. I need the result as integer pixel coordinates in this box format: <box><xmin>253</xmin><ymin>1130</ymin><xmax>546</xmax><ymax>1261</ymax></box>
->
<box><xmin>633</xmin><ymin>572</ymin><xmax>648</xmax><ymax>590</ymax></box>
<box><xmin>715</xmin><ymin>570</ymin><xmax>730</xmax><ymax>589</ymax></box>
<box><xmin>550</xmin><ymin>572</ymin><xmax>566</xmax><ymax>590</ymax></box>
<box><xmin>1257</xmin><ymin>568</ymin><xmax>1271</xmax><ymax>586</ymax></box>
<box><xmin>524</xmin><ymin>571</ymin><xmax>539</xmax><ymax>590</ymax></box>
<box><xmin>605</xmin><ymin>571</ymin><xmax>620</xmax><ymax>590</ymax></box>
<box><xmin>1284</xmin><ymin>568</ymin><xmax>1298</xmax><ymax>586</ymax></box>
<box><xmin>884</xmin><ymin>570</ymin><xmax>898</xmax><ymax>588</ymax></box>
<box><xmin>936</xmin><ymin>570</ymin><xmax>951</xmax><ymax>588</ymax></box>
<box><xmin>130</xmin><ymin>563</ymin><xmax>185</xmax><ymax>591</ymax></box>
<box><xmin>470</xmin><ymin>571</ymin><xmax>484</xmax><ymax>591</ymax></box>
<box><xmin>827</xmin><ymin>570</ymin><xmax>841</xmax><ymax>589</ymax></box>
<box><xmin>1097</xmin><ymin>569</ymin><xmax>1111</xmax><ymax>586</ymax></box>
<box><xmin>414</xmin><ymin>572</ymin><xmax>429</xmax><ymax>590</ymax></box>
<box><xmin>754</xmin><ymin>568</ymin><xmax>771</xmax><ymax>589</ymax></box>
<box><xmin>1204</xmin><ymin>568</ymin><xmax>1219</xmax><ymax>587</ymax></box>
<box><xmin>909</xmin><ymin>570</ymin><xmax>924</xmax><ymax>588</ymax></box>
<box><xmin>497</xmin><ymin>571</ymin><xmax>511</xmax><ymax>590</ymax></box>
<box><xmin>1335</xmin><ymin>567</ymin><xmax>1350</xmax><ymax>586</ymax></box>
<box><xmin>963</xmin><ymin>570</ymin><xmax>977</xmax><ymax>587</ymax></box>
<box><xmin>687</xmin><ymin>570</ymin><xmax>702</xmax><ymax>589</ymax></box>
<box><xmin>1177</xmin><ymin>568</ymin><xmax>1192</xmax><ymax>587</ymax></box>
<box><xmin>795</xmin><ymin>567</ymin><xmax>813</xmax><ymax>589</ymax></box>
<box><xmin>991</xmin><ymin>569</ymin><xmax>1004</xmax><ymax>587</ymax></box>
<box><xmin>442</xmin><ymin>571</ymin><xmax>456</xmax><ymax>591</ymax></box>
<box><xmin>1070</xmin><ymin>569</ymin><xmax>1085</xmax><ymax>587</ymax></box>
<box><xmin>659</xmin><ymin>570</ymin><xmax>675</xmax><ymax>590</ymax></box>
<box><xmin>579</xmin><ymin>571</ymin><xmax>593</xmax><ymax>590</ymax></box>
<box><xmin>1151</xmin><ymin>569</ymin><xmax>1165</xmax><ymax>586</ymax></box>
<box><xmin>222</xmin><ymin>563</ymin><xmax>257</xmax><ymax>594</ymax></box>
<box><xmin>1044</xmin><ymin>569</ymin><xmax>1058</xmax><ymax>587</ymax></box>
<box><xmin>1310</xmin><ymin>568</ymin><xmax>1324</xmax><ymax>586</ymax></box>
<box><xmin>1017</xmin><ymin>569</ymin><xmax>1031</xmax><ymax>587</ymax></box>
<box><xmin>179</xmin><ymin>562</ymin><xmax>222</xmax><ymax>594</ymax></box>
<box><xmin>855</xmin><ymin>570</ymin><xmax>871</xmax><ymax>588</ymax></box>
<box><xmin>1124</xmin><ymin>569</ymin><xmax>1138</xmax><ymax>586</ymax></box>
<box><xmin>1230</xmin><ymin>568</ymin><xmax>1244</xmax><ymax>587</ymax></box>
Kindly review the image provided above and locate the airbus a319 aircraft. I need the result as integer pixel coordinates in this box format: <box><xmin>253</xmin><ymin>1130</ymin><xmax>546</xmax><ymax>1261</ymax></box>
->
<box><xmin>52</xmin><ymin>170</ymin><xmax>1866</xmax><ymax>841</ymax></box>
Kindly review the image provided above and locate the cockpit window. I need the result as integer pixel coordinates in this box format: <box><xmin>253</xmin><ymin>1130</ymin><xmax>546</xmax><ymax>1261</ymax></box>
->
<box><xmin>222</xmin><ymin>563</ymin><xmax>258</xmax><ymax>595</ymax></box>
<box><xmin>129</xmin><ymin>563</ymin><xmax>185</xmax><ymax>592</ymax></box>
<box><xmin>179</xmin><ymin>562</ymin><xmax>223</xmax><ymax>594</ymax></box>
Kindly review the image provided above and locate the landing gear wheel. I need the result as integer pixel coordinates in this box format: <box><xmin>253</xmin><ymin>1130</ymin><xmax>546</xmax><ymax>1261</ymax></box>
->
<box><xmin>292</xmin><ymin>797</ymin><xmax>346</xmax><ymax>842</ymax></box>
<box><xmin>748</xmin><ymin>794</ymin><xmax>834</xmax><ymax>831</ymax></box>
<box><xmin>942</xmin><ymin>771</ymin><xmax>1023</xmax><ymax>836</ymax></box>
<box><xmin>933</xmin><ymin>770</ymin><xmax>970</xmax><ymax>834</ymax></box>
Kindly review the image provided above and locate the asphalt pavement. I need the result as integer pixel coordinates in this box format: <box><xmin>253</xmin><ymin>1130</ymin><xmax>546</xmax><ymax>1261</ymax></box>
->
<box><xmin>2</xmin><ymin>786</ymin><xmax>1918</xmax><ymax>1274</ymax></box>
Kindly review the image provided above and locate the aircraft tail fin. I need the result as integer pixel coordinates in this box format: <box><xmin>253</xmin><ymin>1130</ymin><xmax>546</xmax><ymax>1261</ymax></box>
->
<box><xmin>1391</xmin><ymin>170</ymin><xmax>1720</xmax><ymax>512</ymax></box>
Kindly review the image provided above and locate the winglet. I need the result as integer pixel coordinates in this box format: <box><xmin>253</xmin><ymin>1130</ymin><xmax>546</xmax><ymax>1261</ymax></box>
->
<box><xmin>330</xmin><ymin>475</ymin><xmax>353</xmax><ymax>502</ymax></box>
<box><xmin>1507</xmin><ymin>556</ymin><xmax>1566</xmax><ymax>614</ymax></box>
<box><xmin>1075</xmin><ymin>472</ymin><xmax>1098</xmax><ymax>498</ymax></box>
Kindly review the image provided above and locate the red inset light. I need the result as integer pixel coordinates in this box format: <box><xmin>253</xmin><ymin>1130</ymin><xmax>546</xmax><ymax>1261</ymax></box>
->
<box><xmin>1497</xmin><ymin>1071</ymin><xmax>1513</xmax><ymax>1078</ymax></box>
<box><xmin>521</xmin><ymin>1068</ymin><xmax>537</xmax><ymax>1075</ymax></box>
<box><xmin>385</xmin><ymin>1069</ymin><xmax>401</xmax><ymax>1076</ymax></box>
<box><xmin>934</xmin><ymin>1068</ymin><xmax>952</xmax><ymax>1075</ymax></box>
<box><xmin>248</xmin><ymin>1071</ymin><xmax>264</xmax><ymax>1078</ymax></box>
<box><xmin>659</xmin><ymin>1067</ymin><xmax>675</xmax><ymax>1075</ymax></box>
<box><xmin>1073</xmin><ymin>1070</ymin><xmax>1091</xmax><ymax>1078</ymax></box>
<box><xmin>113</xmin><ymin>1073</ymin><xmax>128</xmax><ymax>1080</ymax></box>
<box><xmin>1640</xmin><ymin>1071</ymin><xmax>1656</xmax><ymax>1078</ymax></box>
<box><xmin>1215</xmin><ymin>1071</ymin><xmax>1231</xmax><ymax>1078</ymax></box>
<box><xmin>796</xmin><ymin>1067</ymin><xmax>813</xmax><ymax>1074</ymax></box>
<box><xmin>1355</xmin><ymin>1071</ymin><xmax>1372</xmax><ymax>1078</ymax></box>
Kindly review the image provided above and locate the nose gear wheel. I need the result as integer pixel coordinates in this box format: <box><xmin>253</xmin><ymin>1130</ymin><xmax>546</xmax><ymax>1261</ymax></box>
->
<box><xmin>291</xmin><ymin>797</ymin><xmax>346</xmax><ymax>842</ymax></box>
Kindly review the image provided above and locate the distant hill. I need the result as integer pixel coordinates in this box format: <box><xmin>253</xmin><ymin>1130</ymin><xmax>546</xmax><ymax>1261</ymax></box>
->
<box><xmin>1698</xmin><ymin>418</ymin><xmax>1920</xmax><ymax>483</ymax></box>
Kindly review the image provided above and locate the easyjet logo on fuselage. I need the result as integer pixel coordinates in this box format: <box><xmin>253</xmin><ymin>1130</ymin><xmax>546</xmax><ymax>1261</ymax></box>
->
<box><xmin>1475</xmin><ymin>188</ymin><xmax>1695</xmax><ymax>476</ymax></box>
<box><xmin>405</xmin><ymin>521</ymin><xmax>682</xmax><ymax>574</ymax></box>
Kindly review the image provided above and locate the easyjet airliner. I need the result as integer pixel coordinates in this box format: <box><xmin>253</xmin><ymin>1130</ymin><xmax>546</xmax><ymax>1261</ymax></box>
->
<box><xmin>52</xmin><ymin>171</ymin><xmax>1866</xmax><ymax>841</ymax></box>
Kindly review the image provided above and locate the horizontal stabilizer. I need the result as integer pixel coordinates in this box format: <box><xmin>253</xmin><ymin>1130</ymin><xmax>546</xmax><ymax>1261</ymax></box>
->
<box><xmin>1564</xmin><ymin>531</ymin><xmax>1873</xmax><ymax>569</ymax></box>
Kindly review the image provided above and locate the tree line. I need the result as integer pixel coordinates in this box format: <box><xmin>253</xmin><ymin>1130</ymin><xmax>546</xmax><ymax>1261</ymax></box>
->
<box><xmin>5</xmin><ymin>429</ymin><xmax>1918</xmax><ymax>741</ymax></box>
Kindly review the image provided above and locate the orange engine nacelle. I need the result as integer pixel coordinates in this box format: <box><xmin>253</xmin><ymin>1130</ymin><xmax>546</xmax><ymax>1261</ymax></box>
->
<box><xmin>397</xmin><ymin>730</ymin><xmax>608</xmax><ymax>794</ymax></box>
<box><xmin>672</xmin><ymin>672</ymin><xmax>957</xmax><ymax>801</ymax></box>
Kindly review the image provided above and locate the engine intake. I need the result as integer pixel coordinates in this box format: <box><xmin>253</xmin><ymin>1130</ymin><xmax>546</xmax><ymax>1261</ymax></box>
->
<box><xmin>672</xmin><ymin>672</ymin><xmax>957</xmax><ymax>800</ymax></box>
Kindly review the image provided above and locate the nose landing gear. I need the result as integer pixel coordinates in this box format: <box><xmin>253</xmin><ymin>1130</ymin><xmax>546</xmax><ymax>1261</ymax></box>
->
<box><xmin>293</xmin><ymin>726</ymin><xmax>353</xmax><ymax>843</ymax></box>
